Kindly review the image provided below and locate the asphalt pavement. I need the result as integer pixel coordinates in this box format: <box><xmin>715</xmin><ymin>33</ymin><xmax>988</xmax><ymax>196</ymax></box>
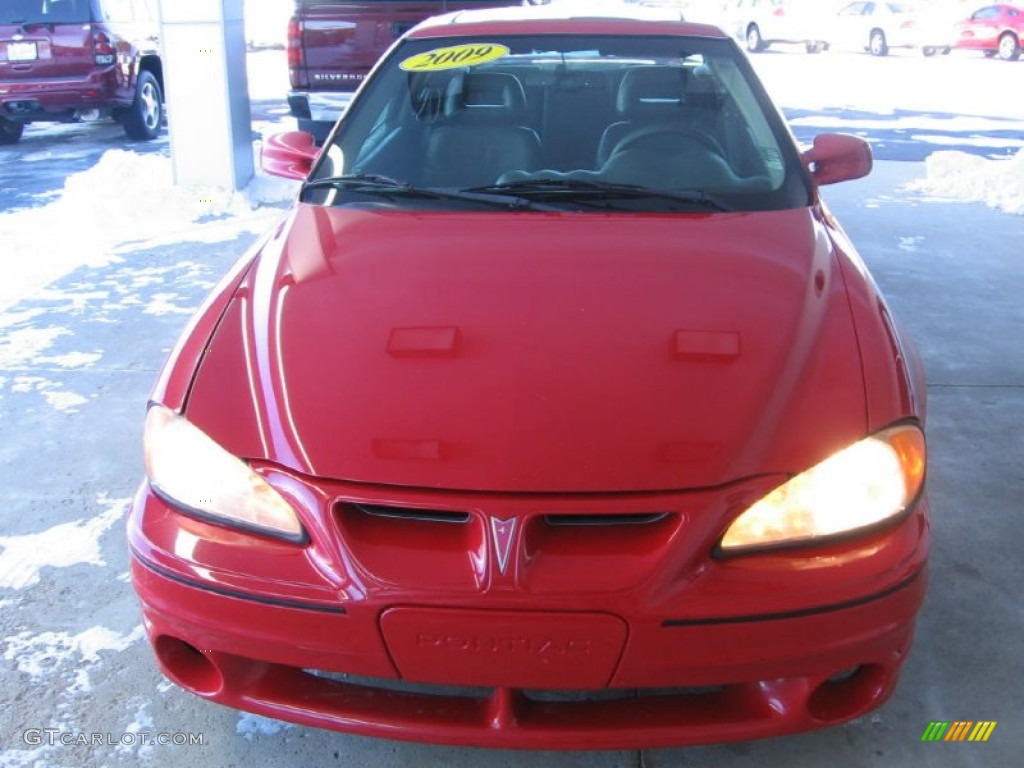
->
<box><xmin>1</xmin><ymin>50</ymin><xmax>1022</xmax><ymax>768</ymax></box>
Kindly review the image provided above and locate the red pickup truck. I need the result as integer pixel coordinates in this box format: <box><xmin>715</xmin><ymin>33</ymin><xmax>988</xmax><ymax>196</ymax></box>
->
<box><xmin>287</xmin><ymin>0</ymin><xmax>522</xmax><ymax>140</ymax></box>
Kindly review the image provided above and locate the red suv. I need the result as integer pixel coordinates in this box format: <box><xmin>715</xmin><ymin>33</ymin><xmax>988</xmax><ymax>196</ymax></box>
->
<box><xmin>0</xmin><ymin>0</ymin><xmax>163</xmax><ymax>145</ymax></box>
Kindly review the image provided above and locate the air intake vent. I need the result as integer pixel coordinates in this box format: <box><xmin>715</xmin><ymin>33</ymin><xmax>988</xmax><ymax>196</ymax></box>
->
<box><xmin>544</xmin><ymin>513</ymin><xmax>669</xmax><ymax>527</ymax></box>
<box><xmin>350</xmin><ymin>503</ymin><xmax>470</xmax><ymax>525</ymax></box>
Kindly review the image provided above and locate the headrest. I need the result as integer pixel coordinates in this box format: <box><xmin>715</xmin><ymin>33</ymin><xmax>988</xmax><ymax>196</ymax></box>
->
<box><xmin>616</xmin><ymin>66</ymin><xmax>686</xmax><ymax>117</ymax></box>
<box><xmin>444</xmin><ymin>72</ymin><xmax>528</xmax><ymax>120</ymax></box>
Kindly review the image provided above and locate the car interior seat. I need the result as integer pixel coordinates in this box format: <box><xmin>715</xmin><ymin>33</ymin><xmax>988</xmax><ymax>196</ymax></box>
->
<box><xmin>596</xmin><ymin>65</ymin><xmax>756</xmax><ymax>190</ymax></box>
<box><xmin>420</xmin><ymin>72</ymin><xmax>542</xmax><ymax>188</ymax></box>
<box><xmin>597</xmin><ymin>66</ymin><xmax>701</xmax><ymax>167</ymax></box>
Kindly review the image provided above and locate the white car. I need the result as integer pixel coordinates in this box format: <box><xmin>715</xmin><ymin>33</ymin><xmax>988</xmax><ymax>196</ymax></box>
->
<box><xmin>724</xmin><ymin>0</ymin><xmax>831</xmax><ymax>52</ymax></box>
<box><xmin>827</xmin><ymin>1</ymin><xmax>954</xmax><ymax>56</ymax></box>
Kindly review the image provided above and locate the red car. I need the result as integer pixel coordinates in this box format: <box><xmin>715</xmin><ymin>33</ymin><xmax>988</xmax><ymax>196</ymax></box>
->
<box><xmin>129</xmin><ymin>6</ymin><xmax>930</xmax><ymax>750</ymax></box>
<box><xmin>955</xmin><ymin>3</ymin><xmax>1023</xmax><ymax>60</ymax></box>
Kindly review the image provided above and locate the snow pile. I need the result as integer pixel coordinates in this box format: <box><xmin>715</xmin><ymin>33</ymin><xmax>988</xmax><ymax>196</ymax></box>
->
<box><xmin>910</xmin><ymin>149</ymin><xmax>1024</xmax><ymax>216</ymax></box>
<box><xmin>56</xmin><ymin>148</ymin><xmax>297</xmax><ymax>229</ymax></box>
<box><xmin>0</xmin><ymin>149</ymin><xmax>297</xmax><ymax>313</ymax></box>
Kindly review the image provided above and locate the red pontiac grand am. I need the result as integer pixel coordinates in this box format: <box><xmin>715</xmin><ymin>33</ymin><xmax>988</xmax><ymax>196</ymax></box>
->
<box><xmin>128</xmin><ymin>4</ymin><xmax>930</xmax><ymax>750</ymax></box>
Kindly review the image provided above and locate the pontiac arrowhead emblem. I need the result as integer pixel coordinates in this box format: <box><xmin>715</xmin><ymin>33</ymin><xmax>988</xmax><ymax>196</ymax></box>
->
<box><xmin>489</xmin><ymin>517</ymin><xmax>518</xmax><ymax>575</ymax></box>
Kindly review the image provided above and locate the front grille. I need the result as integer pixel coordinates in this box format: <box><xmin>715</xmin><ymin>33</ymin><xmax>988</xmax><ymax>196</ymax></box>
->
<box><xmin>334</xmin><ymin>500</ymin><xmax>483</xmax><ymax>592</ymax></box>
<box><xmin>350</xmin><ymin>502</ymin><xmax>470</xmax><ymax>525</ymax></box>
<box><xmin>544</xmin><ymin>513</ymin><xmax>669</xmax><ymax>527</ymax></box>
<box><xmin>332</xmin><ymin>497</ymin><xmax>683</xmax><ymax>593</ymax></box>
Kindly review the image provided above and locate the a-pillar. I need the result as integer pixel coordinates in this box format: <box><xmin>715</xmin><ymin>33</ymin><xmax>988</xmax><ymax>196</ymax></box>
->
<box><xmin>157</xmin><ymin>0</ymin><xmax>254</xmax><ymax>190</ymax></box>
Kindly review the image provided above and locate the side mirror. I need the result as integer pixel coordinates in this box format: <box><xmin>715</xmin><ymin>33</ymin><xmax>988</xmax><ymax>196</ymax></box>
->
<box><xmin>261</xmin><ymin>131</ymin><xmax>319</xmax><ymax>180</ymax></box>
<box><xmin>801</xmin><ymin>134</ymin><xmax>872</xmax><ymax>186</ymax></box>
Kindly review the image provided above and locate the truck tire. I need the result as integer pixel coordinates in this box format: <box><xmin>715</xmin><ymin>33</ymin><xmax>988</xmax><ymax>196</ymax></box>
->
<box><xmin>0</xmin><ymin>117</ymin><xmax>23</xmax><ymax>145</ymax></box>
<box><xmin>123</xmin><ymin>71</ymin><xmax>164</xmax><ymax>140</ymax></box>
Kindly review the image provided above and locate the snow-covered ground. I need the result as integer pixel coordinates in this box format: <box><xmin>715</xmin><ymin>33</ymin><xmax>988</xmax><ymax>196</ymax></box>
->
<box><xmin>0</xmin><ymin>146</ymin><xmax>298</xmax><ymax>314</ymax></box>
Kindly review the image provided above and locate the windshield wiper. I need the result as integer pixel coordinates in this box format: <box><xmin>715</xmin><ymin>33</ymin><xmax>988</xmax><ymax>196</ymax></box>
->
<box><xmin>302</xmin><ymin>174</ymin><xmax>560</xmax><ymax>211</ymax></box>
<box><xmin>303</xmin><ymin>173</ymin><xmax>409</xmax><ymax>192</ymax></box>
<box><xmin>467</xmin><ymin>179</ymin><xmax>732</xmax><ymax>211</ymax></box>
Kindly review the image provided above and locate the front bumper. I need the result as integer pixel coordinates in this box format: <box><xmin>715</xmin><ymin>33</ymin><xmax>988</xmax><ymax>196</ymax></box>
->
<box><xmin>128</xmin><ymin>473</ymin><xmax>929</xmax><ymax>749</ymax></box>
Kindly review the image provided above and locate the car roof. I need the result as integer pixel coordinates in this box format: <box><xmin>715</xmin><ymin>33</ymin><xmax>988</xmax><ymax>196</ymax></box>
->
<box><xmin>408</xmin><ymin>4</ymin><xmax>728</xmax><ymax>41</ymax></box>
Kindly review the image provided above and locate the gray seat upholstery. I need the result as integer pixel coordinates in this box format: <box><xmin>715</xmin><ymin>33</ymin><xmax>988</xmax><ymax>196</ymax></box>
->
<box><xmin>597</xmin><ymin>66</ymin><xmax>694</xmax><ymax>167</ymax></box>
<box><xmin>420</xmin><ymin>72</ymin><xmax>542</xmax><ymax>188</ymax></box>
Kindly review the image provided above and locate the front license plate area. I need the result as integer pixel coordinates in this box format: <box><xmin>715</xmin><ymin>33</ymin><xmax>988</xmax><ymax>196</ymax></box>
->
<box><xmin>380</xmin><ymin>607</ymin><xmax>627</xmax><ymax>688</ymax></box>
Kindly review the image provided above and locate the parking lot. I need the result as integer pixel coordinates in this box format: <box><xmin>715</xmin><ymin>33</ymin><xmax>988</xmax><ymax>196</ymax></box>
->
<box><xmin>1</xmin><ymin>44</ymin><xmax>1022</xmax><ymax>768</ymax></box>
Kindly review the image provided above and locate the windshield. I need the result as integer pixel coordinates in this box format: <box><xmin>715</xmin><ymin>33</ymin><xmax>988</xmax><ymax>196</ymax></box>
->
<box><xmin>309</xmin><ymin>32</ymin><xmax>811</xmax><ymax>212</ymax></box>
<box><xmin>2</xmin><ymin>0</ymin><xmax>92</xmax><ymax>24</ymax></box>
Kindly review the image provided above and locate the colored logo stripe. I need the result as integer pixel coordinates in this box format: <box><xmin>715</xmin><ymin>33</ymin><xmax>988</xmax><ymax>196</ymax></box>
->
<box><xmin>921</xmin><ymin>721</ymin><xmax>996</xmax><ymax>742</ymax></box>
<box><xmin>969</xmin><ymin>722</ymin><xmax>997</xmax><ymax>742</ymax></box>
<box><xmin>944</xmin><ymin>721</ymin><xmax>972</xmax><ymax>741</ymax></box>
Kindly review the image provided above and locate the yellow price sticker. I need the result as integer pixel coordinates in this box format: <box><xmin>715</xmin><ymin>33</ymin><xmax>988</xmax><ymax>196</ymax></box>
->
<box><xmin>400</xmin><ymin>43</ymin><xmax>510</xmax><ymax>72</ymax></box>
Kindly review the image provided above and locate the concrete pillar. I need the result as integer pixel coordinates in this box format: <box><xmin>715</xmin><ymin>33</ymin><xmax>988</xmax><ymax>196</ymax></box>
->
<box><xmin>158</xmin><ymin>0</ymin><xmax>254</xmax><ymax>190</ymax></box>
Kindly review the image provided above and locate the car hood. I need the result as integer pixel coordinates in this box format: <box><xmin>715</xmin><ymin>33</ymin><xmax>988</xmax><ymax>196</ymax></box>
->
<box><xmin>186</xmin><ymin>204</ymin><xmax>867</xmax><ymax>492</ymax></box>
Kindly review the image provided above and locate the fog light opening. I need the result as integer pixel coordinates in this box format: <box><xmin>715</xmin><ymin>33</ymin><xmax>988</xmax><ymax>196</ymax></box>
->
<box><xmin>806</xmin><ymin>664</ymin><xmax>889</xmax><ymax>723</ymax></box>
<box><xmin>154</xmin><ymin>635</ymin><xmax>223</xmax><ymax>696</ymax></box>
<box><xmin>827</xmin><ymin>666</ymin><xmax>861</xmax><ymax>683</ymax></box>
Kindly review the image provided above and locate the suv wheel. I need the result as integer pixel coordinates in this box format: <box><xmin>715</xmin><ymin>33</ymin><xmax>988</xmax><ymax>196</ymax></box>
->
<box><xmin>123</xmin><ymin>71</ymin><xmax>163</xmax><ymax>140</ymax></box>
<box><xmin>0</xmin><ymin>117</ymin><xmax>24</xmax><ymax>145</ymax></box>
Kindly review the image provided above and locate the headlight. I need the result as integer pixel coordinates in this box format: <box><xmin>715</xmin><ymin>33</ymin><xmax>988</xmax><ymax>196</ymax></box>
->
<box><xmin>720</xmin><ymin>423</ymin><xmax>925</xmax><ymax>554</ymax></box>
<box><xmin>143</xmin><ymin>404</ymin><xmax>306</xmax><ymax>542</ymax></box>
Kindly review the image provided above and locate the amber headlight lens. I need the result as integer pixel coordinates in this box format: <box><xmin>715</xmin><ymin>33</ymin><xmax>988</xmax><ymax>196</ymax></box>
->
<box><xmin>143</xmin><ymin>404</ymin><xmax>305</xmax><ymax>542</ymax></box>
<box><xmin>720</xmin><ymin>423</ymin><xmax>925</xmax><ymax>553</ymax></box>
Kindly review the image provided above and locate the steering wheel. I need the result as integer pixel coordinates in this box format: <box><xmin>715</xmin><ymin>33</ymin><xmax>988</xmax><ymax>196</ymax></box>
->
<box><xmin>608</xmin><ymin>125</ymin><xmax>725</xmax><ymax>162</ymax></box>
